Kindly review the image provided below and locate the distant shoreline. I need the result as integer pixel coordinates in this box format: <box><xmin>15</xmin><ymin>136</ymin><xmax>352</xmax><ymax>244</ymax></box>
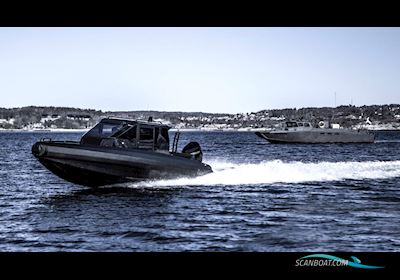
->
<box><xmin>0</xmin><ymin>128</ymin><xmax>264</xmax><ymax>133</ymax></box>
<box><xmin>2</xmin><ymin>105</ymin><xmax>400</xmax><ymax>132</ymax></box>
<box><xmin>0</xmin><ymin>128</ymin><xmax>89</xmax><ymax>133</ymax></box>
<box><xmin>0</xmin><ymin>127</ymin><xmax>399</xmax><ymax>133</ymax></box>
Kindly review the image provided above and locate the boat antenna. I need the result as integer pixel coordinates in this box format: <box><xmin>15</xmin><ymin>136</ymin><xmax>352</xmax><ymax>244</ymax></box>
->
<box><xmin>334</xmin><ymin>92</ymin><xmax>337</xmax><ymax>108</ymax></box>
<box><xmin>331</xmin><ymin>91</ymin><xmax>337</xmax><ymax>127</ymax></box>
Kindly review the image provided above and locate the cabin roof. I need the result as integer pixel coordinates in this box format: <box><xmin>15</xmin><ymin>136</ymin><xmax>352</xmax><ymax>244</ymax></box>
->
<box><xmin>101</xmin><ymin>117</ymin><xmax>171</xmax><ymax>129</ymax></box>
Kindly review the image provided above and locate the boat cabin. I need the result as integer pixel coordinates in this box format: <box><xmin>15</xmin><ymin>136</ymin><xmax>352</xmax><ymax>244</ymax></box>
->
<box><xmin>281</xmin><ymin>121</ymin><xmax>312</xmax><ymax>130</ymax></box>
<box><xmin>80</xmin><ymin>118</ymin><xmax>171</xmax><ymax>151</ymax></box>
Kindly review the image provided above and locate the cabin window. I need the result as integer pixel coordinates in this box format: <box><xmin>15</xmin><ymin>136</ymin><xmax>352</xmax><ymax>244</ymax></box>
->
<box><xmin>117</xmin><ymin>125</ymin><xmax>137</xmax><ymax>140</ymax></box>
<box><xmin>139</xmin><ymin>127</ymin><xmax>154</xmax><ymax>141</ymax></box>
<box><xmin>80</xmin><ymin>120</ymin><xmax>126</xmax><ymax>146</ymax></box>
<box><xmin>153</xmin><ymin>127</ymin><xmax>169</xmax><ymax>150</ymax></box>
<box><xmin>154</xmin><ymin>127</ymin><xmax>159</xmax><ymax>145</ymax></box>
<box><xmin>320</xmin><ymin>133</ymin><xmax>325</xmax><ymax>135</ymax></box>
<box><xmin>85</xmin><ymin>121</ymin><xmax>125</xmax><ymax>138</ymax></box>
<box><xmin>161</xmin><ymin>128</ymin><xmax>169</xmax><ymax>143</ymax></box>
<box><xmin>298</xmin><ymin>123</ymin><xmax>303</xmax><ymax>127</ymax></box>
<box><xmin>304</xmin><ymin>123</ymin><xmax>310</xmax><ymax>127</ymax></box>
<box><xmin>286</xmin><ymin>122</ymin><xmax>298</xmax><ymax>128</ymax></box>
<box><xmin>100</xmin><ymin>123</ymin><xmax>124</xmax><ymax>137</ymax></box>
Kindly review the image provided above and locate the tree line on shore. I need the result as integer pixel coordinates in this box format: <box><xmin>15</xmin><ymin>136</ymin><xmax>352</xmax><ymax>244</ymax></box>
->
<box><xmin>0</xmin><ymin>104</ymin><xmax>399</xmax><ymax>129</ymax></box>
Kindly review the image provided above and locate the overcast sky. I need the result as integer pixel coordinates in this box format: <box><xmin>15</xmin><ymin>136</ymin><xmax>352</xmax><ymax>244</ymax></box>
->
<box><xmin>0</xmin><ymin>27</ymin><xmax>399</xmax><ymax>113</ymax></box>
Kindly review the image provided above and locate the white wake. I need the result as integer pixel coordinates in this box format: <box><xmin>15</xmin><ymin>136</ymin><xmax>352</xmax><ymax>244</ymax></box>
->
<box><xmin>129</xmin><ymin>160</ymin><xmax>400</xmax><ymax>187</ymax></box>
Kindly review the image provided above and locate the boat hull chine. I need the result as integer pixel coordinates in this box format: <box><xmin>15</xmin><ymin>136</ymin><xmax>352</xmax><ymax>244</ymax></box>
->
<box><xmin>38</xmin><ymin>157</ymin><xmax>130</xmax><ymax>187</ymax></box>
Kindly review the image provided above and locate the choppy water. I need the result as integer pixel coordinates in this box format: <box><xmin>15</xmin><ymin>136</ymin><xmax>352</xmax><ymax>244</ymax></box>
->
<box><xmin>0</xmin><ymin>130</ymin><xmax>400</xmax><ymax>251</ymax></box>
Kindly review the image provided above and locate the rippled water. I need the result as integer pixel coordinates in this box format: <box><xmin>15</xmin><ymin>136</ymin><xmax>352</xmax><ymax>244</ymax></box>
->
<box><xmin>0</xmin><ymin>130</ymin><xmax>400</xmax><ymax>251</ymax></box>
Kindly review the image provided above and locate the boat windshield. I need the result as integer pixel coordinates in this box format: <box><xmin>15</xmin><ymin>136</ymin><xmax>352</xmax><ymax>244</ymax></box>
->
<box><xmin>95</xmin><ymin>121</ymin><xmax>127</xmax><ymax>137</ymax></box>
<box><xmin>81</xmin><ymin>120</ymin><xmax>127</xmax><ymax>145</ymax></box>
<box><xmin>286</xmin><ymin>122</ymin><xmax>298</xmax><ymax>128</ymax></box>
<box><xmin>111</xmin><ymin>124</ymin><xmax>137</xmax><ymax>140</ymax></box>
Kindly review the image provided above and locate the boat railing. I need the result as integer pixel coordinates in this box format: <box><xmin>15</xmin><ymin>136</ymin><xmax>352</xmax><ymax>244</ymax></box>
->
<box><xmin>171</xmin><ymin>131</ymin><xmax>181</xmax><ymax>153</ymax></box>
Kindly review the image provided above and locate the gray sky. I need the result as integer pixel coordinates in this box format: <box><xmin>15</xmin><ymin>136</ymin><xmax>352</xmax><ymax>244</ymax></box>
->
<box><xmin>0</xmin><ymin>27</ymin><xmax>399</xmax><ymax>113</ymax></box>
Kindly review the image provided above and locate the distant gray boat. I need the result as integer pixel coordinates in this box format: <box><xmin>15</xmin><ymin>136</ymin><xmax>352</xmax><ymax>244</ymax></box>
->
<box><xmin>255</xmin><ymin>121</ymin><xmax>375</xmax><ymax>144</ymax></box>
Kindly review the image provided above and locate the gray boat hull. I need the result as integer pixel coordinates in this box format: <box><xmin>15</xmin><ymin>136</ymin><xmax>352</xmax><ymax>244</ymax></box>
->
<box><xmin>32</xmin><ymin>141</ymin><xmax>212</xmax><ymax>187</ymax></box>
<box><xmin>256</xmin><ymin>129</ymin><xmax>375</xmax><ymax>144</ymax></box>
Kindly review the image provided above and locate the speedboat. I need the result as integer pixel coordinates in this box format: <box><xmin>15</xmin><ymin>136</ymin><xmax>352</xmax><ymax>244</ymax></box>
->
<box><xmin>255</xmin><ymin>121</ymin><xmax>375</xmax><ymax>144</ymax></box>
<box><xmin>32</xmin><ymin>117</ymin><xmax>212</xmax><ymax>187</ymax></box>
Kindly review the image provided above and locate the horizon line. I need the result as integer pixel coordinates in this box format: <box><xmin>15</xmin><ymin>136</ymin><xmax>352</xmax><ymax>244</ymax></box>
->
<box><xmin>1</xmin><ymin>103</ymin><xmax>399</xmax><ymax>115</ymax></box>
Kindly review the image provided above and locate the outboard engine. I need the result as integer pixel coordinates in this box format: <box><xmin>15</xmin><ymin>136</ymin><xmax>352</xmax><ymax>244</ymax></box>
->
<box><xmin>182</xmin><ymin>141</ymin><xmax>203</xmax><ymax>162</ymax></box>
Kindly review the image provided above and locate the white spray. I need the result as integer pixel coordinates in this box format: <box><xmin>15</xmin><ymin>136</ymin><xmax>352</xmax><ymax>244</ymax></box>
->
<box><xmin>128</xmin><ymin>160</ymin><xmax>400</xmax><ymax>188</ymax></box>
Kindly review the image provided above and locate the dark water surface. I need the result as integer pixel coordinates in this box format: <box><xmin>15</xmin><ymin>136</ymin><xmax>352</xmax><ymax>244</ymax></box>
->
<box><xmin>0</xmin><ymin>130</ymin><xmax>399</xmax><ymax>251</ymax></box>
